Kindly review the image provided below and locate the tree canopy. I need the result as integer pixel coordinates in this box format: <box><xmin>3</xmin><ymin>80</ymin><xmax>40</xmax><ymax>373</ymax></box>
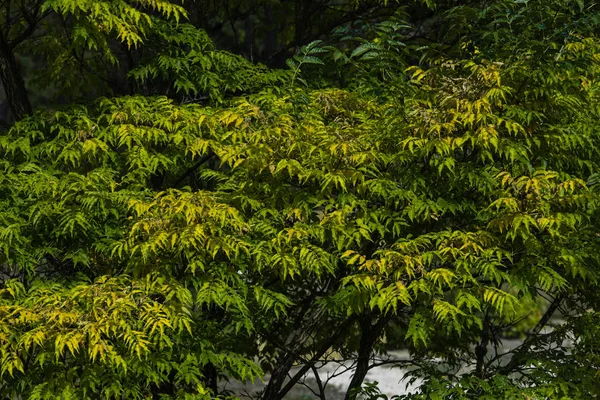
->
<box><xmin>1</xmin><ymin>0</ymin><xmax>600</xmax><ymax>399</ymax></box>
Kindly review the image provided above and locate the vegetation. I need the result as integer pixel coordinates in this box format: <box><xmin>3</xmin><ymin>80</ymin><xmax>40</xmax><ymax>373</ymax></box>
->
<box><xmin>1</xmin><ymin>0</ymin><xmax>600</xmax><ymax>399</ymax></box>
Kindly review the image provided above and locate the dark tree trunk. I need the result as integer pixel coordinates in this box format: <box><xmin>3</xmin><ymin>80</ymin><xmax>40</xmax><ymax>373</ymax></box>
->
<box><xmin>261</xmin><ymin>327</ymin><xmax>302</xmax><ymax>400</ymax></box>
<box><xmin>0</xmin><ymin>41</ymin><xmax>32</xmax><ymax>121</ymax></box>
<box><xmin>262</xmin><ymin>354</ymin><xmax>295</xmax><ymax>400</ymax></box>
<box><xmin>261</xmin><ymin>293</ymin><xmax>318</xmax><ymax>400</ymax></box>
<box><xmin>344</xmin><ymin>315</ymin><xmax>389</xmax><ymax>400</ymax></box>
<box><xmin>475</xmin><ymin>312</ymin><xmax>490</xmax><ymax>378</ymax></box>
<box><xmin>204</xmin><ymin>362</ymin><xmax>219</xmax><ymax>395</ymax></box>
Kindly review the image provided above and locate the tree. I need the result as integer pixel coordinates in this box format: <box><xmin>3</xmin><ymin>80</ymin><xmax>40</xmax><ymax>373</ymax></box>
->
<box><xmin>1</xmin><ymin>0</ymin><xmax>600</xmax><ymax>399</ymax></box>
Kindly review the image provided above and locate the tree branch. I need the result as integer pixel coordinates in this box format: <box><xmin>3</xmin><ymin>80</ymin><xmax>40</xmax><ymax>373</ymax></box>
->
<box><xmin>171</xmin><ymin>152</ymin><xmax>215</xmax><ymax>188</ymax></box>
<box><xmin>275</xmin><ymin>315</ymin><xmax>357</xmax><ymax>399</ymax></box>
<box><xmin>311</xmin><ymin>365</ymin><xmax>326</xmax><ymax>400</ymax></box>
<box><xmin>496</xmin><ymin>294</ymin><xmax>564</xmax><ymax>376</ymax></box>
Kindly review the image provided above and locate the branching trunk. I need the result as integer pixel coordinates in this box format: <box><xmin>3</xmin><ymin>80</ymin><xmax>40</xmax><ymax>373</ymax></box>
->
<box><xmin>344</xmin><ymin>314</ymin><xmax>390</xmax><ymax>400</ymax></box>
<box><xmin>261</xmin><ymin>297</ymin><xmax>315</xmax><ymax>400</ymax></box>
<box><xmin>262</xmin><ymin>315</ymin><xmax>356</xmax><ymax>400</ymax></box>
<box><xmin>261</xmin><ymin>347</ymin><xmax>297</xmax><ymax>400</ymax></box>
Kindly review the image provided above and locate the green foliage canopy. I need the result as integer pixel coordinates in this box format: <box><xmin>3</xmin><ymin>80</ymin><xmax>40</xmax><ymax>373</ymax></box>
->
<box><xmin>1</xmin><ymin>0</ymin><xmax>600</xmax><ymax>399</ymax></box>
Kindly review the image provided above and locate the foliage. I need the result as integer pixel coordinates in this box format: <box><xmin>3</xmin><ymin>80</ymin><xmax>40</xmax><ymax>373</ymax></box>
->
<box><xmin>1</xmin><ymin>0</ymin><xmax>600</xmax><ymax>399</ymax></box>
<box><xmin>128</xmin><ymin>21</ymin><xmax>292</xmax><ymax>103</ymax></box>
